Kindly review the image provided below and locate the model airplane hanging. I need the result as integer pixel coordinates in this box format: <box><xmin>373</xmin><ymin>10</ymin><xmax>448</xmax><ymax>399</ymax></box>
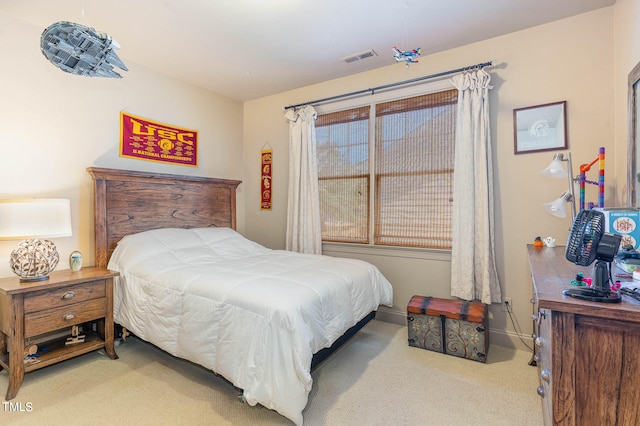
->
<box><xmin>392</xmin><ymin>46</ymin><xmax>422</xmax><ymax>67</ymax></box>
<box><xmin>40</xmin><ymin>21</ymin><xmax>128</xmax><ymax>78</ymax></box>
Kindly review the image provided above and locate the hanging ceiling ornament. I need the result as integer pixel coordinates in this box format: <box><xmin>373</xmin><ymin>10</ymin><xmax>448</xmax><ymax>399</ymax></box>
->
<box><xmin>392</xmin><ymin>46</ymin><xmax>421</xmax><ymax>67</ymax></box>
<box><xmin>40</xmin><ymin>21</ymin><xmax>128</xmax><ymax>78</ymax></box>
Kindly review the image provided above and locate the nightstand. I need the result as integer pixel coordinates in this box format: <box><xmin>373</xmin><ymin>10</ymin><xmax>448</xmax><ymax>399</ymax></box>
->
<box><xmin>0</xmin><ymin>267</ymin><xmax>119</xmax><ymax>400</ymax></box>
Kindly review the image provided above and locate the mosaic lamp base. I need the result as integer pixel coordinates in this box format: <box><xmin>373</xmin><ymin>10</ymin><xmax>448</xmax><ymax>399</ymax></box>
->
<box><xmin>9</xmin><ymin>238</ymin><xmax>60</xmax><ymax>282</ymax></box>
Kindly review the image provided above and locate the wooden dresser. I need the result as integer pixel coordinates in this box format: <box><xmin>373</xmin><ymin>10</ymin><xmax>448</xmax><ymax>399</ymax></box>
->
<box><xmin>0</xmin><ymin>267</ymin><xmax>119</xmax><ymax>400</ymax></box>
<box><xmin>528</xmin><ymin>244</ymin><xmax>640</xmax><ymax>426</ymax></box>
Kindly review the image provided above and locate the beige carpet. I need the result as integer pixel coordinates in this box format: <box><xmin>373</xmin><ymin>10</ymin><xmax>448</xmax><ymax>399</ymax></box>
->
<box><xmin>1</xmin><ymin>320</ymin><xmax>542</xmax><ymax>425</ymax></box>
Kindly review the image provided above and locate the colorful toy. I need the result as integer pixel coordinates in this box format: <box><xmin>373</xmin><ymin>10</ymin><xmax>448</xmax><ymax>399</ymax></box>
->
<box><xmin>392</xmin><ymin>46</ymin><xmax>421</xmax><ymax>67</ymax></box>
<box><xmin>577</xmin><ymin>147</ymin><xmax>605</xmax><ymax>211</ymax></box>
<box><xmin>611</xmin><ymin>281</ymin><xmax>622</xmax><ymax>292</ymax></box>
<box><xmin>570</xmin><ymin>272</ymin><xmax>593</xmax><ymax>287</ymax></box>
<box><xmin>533</xmin><ymin>236</ymin><xmax>544</xmax><ymax>247</ymax></box>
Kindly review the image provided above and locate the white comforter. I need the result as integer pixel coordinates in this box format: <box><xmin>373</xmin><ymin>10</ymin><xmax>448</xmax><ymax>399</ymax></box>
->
<box><xmin>107</xmin><ymin>227</ymin><xmax>393</xmax><ymax>425</ymax></box>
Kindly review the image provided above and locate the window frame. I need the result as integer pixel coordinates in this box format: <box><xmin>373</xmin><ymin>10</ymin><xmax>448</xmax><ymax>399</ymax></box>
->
<box><xmin>315</xmin><ymin>79</ymin><xmax>455</xmax><ymax>251</ymax></box>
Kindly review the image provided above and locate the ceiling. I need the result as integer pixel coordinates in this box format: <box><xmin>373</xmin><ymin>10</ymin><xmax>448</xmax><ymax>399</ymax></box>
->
<box><xmin>1</xmin><ymin>0</ymin><xmax>615</xmax><ymax>102</ymax></box>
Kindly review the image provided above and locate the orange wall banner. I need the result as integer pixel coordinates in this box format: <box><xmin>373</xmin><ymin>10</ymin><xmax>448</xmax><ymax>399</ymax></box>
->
<box><xmin>261</xmin><ymin>149</ymin><xmax>273</xmax><ymax>210</ymax></box>
<box><xmin>120</xmin><ymin>112</ymin><xmax>198</xmax><ymax>167</ymax></box>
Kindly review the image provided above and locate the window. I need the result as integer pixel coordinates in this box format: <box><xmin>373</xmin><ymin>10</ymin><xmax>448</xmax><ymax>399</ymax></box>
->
<box><xmin>316</xmin><ymin>88</ymin><xmax>457</xmax><ymax>249</ymax></box>
<box><xmin>316</xmin><ymin>107</ymin><xmax>370</xmax><ymax>244</ymax></box>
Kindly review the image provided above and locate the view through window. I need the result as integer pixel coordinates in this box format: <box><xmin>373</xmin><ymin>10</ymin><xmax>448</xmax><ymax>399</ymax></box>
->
<box><xmin>316</xmin><ymin>88</ymin><xmax>457</xmax><ymax>249</ymax></box>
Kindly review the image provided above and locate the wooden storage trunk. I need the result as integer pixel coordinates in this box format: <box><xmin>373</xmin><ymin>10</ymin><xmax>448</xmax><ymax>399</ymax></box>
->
<box><xmin>407</xmin><ymin>295</ymin><xmax>489</xmax><ymax>362</ymax></box>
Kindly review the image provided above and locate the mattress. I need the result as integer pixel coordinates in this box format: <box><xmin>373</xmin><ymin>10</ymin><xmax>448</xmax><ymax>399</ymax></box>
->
<box><xmin>107</xmin><ymin>227</ymin><xmax>393</xmax><ymax>424</ymax></box>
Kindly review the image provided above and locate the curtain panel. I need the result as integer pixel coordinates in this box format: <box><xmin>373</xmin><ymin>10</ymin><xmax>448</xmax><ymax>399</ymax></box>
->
<box><xmin>284</xmin><ymin>105</ymin><xmax>323</xmax><ymax>254</ymax></box>
<box><xmin>450</xmin><ymin>69</ymin><xmax>502</xmax><ymax>304</ymax></box>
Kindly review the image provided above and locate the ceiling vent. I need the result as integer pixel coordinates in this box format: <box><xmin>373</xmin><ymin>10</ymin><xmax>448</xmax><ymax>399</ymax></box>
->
<box><xmin>341</xmin><ymin>49</ymin><xmax>378</xmax><ymax>64</ymax></box>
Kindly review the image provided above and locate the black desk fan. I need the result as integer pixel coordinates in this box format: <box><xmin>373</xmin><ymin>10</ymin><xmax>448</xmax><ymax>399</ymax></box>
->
<box><xmin>564</xmin><ymin>209</ymin><xmax>623</xmax><ymax>303</ymax></box>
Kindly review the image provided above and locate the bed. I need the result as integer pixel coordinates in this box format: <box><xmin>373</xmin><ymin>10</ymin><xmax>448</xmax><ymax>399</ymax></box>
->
<box><xmin>87</xmin><ymin>167</ymin><xmax>393</xmax><ymax>425</ymax></box>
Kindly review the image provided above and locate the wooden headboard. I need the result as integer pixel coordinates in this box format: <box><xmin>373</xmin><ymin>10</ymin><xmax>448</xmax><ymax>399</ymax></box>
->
<box><xmin>87</xmin><ymin>167</ymin><xmax>242</xmax><ymax>268</ymax></box>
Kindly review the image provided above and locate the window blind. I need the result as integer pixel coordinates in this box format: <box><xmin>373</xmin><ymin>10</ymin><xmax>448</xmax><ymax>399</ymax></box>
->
<box><xmin>316</xmin><ymin>89</ymin><xmax>457</xmax><ymax>249</ymax></box>
<box><xmin>317</xmin><ymin>107</ymin><xmax>370</xmax><ymax>243</ymax></box>
<box><xmin>375</xmin><ymin>89</ymin><xmax>457</xmax><ymax>248</ymax></box>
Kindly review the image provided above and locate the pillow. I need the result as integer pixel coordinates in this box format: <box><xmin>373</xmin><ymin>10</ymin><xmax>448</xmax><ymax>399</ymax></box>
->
<box><xmin>111</xmin><ymin>227</ymin><xmax>268</xmax><ymax>266</ymax></box>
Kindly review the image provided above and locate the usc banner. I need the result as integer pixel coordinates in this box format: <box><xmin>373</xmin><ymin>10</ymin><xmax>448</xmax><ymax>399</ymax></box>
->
<box><xmin>261</xmin><ymin>149</ymin><xmax>272</xmax><ymax>210</ymax></box>
<box><xmin>120</xmin><ymin>112</ymin><xmax>198</xmax><ymax>167</ymax></box>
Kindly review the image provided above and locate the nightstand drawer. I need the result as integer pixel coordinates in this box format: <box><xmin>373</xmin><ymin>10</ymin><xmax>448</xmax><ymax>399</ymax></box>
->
<box><xmin>24</xmin><ymin>280</ymin><xmax>106</xmax><ymax>313</ymax></box>
<box><xmin>24</xmin><ymin>298</ymin><xmax>106</xmax><ymax>337</ymax></box>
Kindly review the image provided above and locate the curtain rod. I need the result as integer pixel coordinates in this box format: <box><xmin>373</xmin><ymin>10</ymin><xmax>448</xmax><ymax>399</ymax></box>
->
<box><xmin>283</xmin><ymin>60</ymin><xmax>494</xmax><ymax>111</ymax></box>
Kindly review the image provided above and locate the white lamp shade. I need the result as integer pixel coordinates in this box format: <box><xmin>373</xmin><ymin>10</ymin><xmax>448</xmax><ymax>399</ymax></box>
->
<box><xmin>543</xmin><ymin>192</ymin><xmax>572</xmax><ymax>218</ymax></box>
<box><xmin>541</xmin><ymin>154</ymin><xmax>568</xmax><ymax>178</ymax></box>
<box><xmin>0</xmin><ymin>199</ymin><xmax>72</xmax><ymax>240</ymax></box>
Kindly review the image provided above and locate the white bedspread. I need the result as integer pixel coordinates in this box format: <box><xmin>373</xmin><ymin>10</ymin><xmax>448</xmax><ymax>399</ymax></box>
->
<box><xmin>107</xmin><ymin>227</ymin><xmax>393</xmax><ymax>425</ymax></box>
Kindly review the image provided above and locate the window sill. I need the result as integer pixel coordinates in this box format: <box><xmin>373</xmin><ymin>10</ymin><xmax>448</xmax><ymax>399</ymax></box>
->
<box><xmin>322</xmin><ymin>242</ymin><xmax>451</xmax><ymax>262</ymax></box>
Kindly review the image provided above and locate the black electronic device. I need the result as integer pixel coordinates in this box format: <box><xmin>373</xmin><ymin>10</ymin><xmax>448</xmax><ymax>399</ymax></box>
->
<box><xmin>564</xmin><ymin>209</ymin><xmax>622</xmax><ymax>303</ymax></box>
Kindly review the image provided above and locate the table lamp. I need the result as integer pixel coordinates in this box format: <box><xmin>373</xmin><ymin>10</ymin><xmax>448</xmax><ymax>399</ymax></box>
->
<box><xmin>0</xmin><ymin>199</ymin><xmax>72</xmax><ymax>281</ymax></box>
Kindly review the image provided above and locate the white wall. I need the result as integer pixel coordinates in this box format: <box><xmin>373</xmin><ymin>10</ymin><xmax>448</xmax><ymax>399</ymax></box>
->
<box><xmin>243</xmin><ymin>8</ymin><xmax>617</xmax><ymax>348</ymax></box>
<box><xmin>0</xmin><ymin>12</ymin><xmax>245</xmax><ymax>278</ymax></box>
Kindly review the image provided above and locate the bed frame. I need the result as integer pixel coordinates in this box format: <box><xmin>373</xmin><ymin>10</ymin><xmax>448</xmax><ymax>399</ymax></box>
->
<box><xmin>87</xmin><ymin>167</ymin><xmax>241</xmax><ymax>268</ymax></box>
<box><xmin>87</xmin><ymin>166</ymin><xmax>374</xmax><ymax>369</ymax></box>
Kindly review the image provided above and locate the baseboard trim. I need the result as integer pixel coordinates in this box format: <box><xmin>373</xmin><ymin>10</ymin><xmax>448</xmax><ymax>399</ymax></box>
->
<box><xmin>375</xmin><ymin>306</ymin><xmax>534</xmax><ymax>353</ymax></box>
<box><xmin>489</xmin><ymin>329</ymin><xmax>534</xmax><ymax>352</ymax></box>
<box><xmin>375</xmin><ymin>306</ymin><xmax>406</xmax><ymax>325</ymax></box>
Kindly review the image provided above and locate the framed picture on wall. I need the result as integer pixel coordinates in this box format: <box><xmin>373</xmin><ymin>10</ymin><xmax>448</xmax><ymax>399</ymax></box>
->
<box><xmin>513</xmin><ymin>101</ymin><xmax>567</xmax><ymax>154</ymax></box>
